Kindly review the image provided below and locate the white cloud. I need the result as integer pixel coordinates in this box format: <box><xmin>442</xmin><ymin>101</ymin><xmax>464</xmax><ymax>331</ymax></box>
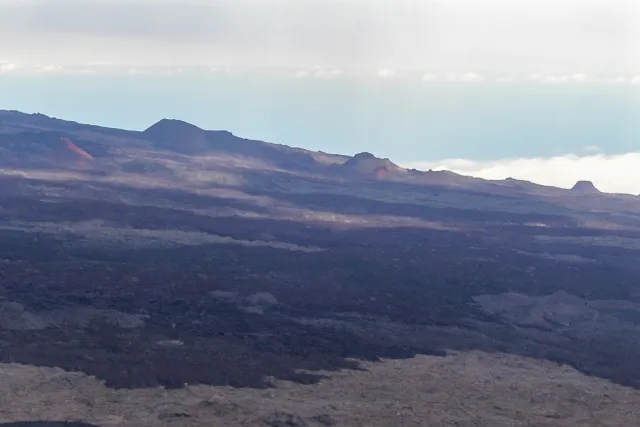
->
<box><xmin>420</xmin><ymin>72</ymin><xmax>634</xmax><ymax>85</ymax></box>
<box><xmin>160</xmin><ymin>67</ymin><xmax>183</xmax><ymax>76</ymax></box>
<box><xmin>445</xmin><ymin>72</ymin><xmax>484</xmax><ymax>83</ymax></box>
<box><xmin>527</xmin><ymin>73</ymin><xmax>603</xmax><ymax>84</ymax></box>
<box><xmin>294</xmin><ymin>66</ymin><xmax>343</xmax><ymax>79</ymax></box>
<box><xmin>127</xmin><ymin>68</ymin><xmax>153</xmax><ymax>75</ymax></box>
<box><xmin>0</xmin><ymin>63</ymin><xmax>637</xmax><ymax>86</ymax></box>
<box><xmin>86</xmin><ymin>61</ymin><xmax>116</xmax><ymax>66</ymax></box>
<box><xmin>569</xmin><ymin>73</ymin><xmax>589</xmax><ymax>83</ymax></box>
<box><xmin>602</xmin><ymin>76</ymin><xmax>627</xmax><ymax>84</ymax></box>
<box><xmin>420</xmin><ymin>72</ymin><xmax>485</xmax><ymax>83</ymax></box>
<box><xmin>1</xmin><ymin>0</ymin><xmax>640</xmax><ymax>73</ymax></box>
<box><xmin>2</xmin><ymin>63</ymin><xmax>193</xmax><ymax>76</ymax></box>
<box><xmin>376</xmin><ymin>68</ymin><xmax>397</xmax><ymax>78</ymax></box>
<box><xmin>38</xmin><ymin>64</ymin><xmax>65</xmax><ymax>73</ymax></box>
<box><xmin>0</xmin><ymin>63</ymin><xmax>102</xmax><ymax>75</ymax></box>
<box><xmin>209</xmin><ymin>66</ymin><xmax>234</xmax><ymax>74</ymax></box>
<box><xmin>0</xmin><ymin>63</ymin><xmax>68</xmax><ymax>74</ymax></box>
<box><xmin>127</xmin><ymin>67</ymin><xmax>183</xmax><ymax>76</ymax></box>
<box><xmin>314</xmin><ymin>68</ymin><xmax>342</xmax><ymax>79</ymax></box>
<box><xmin>405</xmin><ymin>152</ymin><xmax>640</xmax><ymax>195</ymax></box>
<box><xmin>0</xmin><ymin>62</ymin><xmax>17</xmax><ymax>73</ymax></box>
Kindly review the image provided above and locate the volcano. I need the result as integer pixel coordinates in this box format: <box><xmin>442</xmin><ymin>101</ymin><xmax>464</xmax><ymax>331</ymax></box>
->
<box><xmin>571</xmin><ymin>180</ymin><xmax>601</xmax><ymax>194</ymax></box>
<box><xmin>342</xmin><ymin>152</ymin><xmax>404</xmax><ymax>179</ymax></box>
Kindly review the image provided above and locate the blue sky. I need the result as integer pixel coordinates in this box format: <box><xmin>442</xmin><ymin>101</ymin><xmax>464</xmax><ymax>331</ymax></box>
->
<box><xmin>2</xmin><ymin>72</ymin><xmax>640</xmax><ymax>164</ymax></box>
<box><xmin>1</xmin><ymin>0</ymin><xmax>640</xmax><ymax>193</ymax></box>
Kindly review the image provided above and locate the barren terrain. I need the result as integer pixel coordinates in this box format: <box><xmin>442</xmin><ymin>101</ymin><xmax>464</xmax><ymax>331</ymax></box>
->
<box><xmin>3</xmin><ymin>351</ymin><xmax>640</xmax><ymax>427</ymax></box>
<box><xmin>2</xmin><ymin>110</ymin><xmax>640</xmax><ymax>425</ymax></box>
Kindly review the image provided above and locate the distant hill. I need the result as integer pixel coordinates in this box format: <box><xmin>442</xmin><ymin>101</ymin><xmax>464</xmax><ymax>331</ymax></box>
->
<box><xmin>142</xmin><ymin>119</ymin><xmax>211</xmax><ymax>154</ymax></box>
<box><xmin>341</xmin><ymin>152</ymin><xmax>404</xmax><ymax>179</ymax></box>
<box><xmin>0</xmin><ymin>109</ymin><xmax>618</xmax><ymax>197</ymax></box>
<box><xmin>142</xmin><ymin>118</ymin><xmax>323</xmax><ymax>171</ymax></box>
<box><xmin>571</xmin><ymin>180</ymin><xmax>601</xmax><ymax>194</ymax></box>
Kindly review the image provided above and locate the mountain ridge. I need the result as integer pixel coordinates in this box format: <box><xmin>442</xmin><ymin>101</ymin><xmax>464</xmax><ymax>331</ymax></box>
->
<box><xmin>0</xmin><ymin>109</ymin><xmax>617</xmax><ymax>197</ymax></box>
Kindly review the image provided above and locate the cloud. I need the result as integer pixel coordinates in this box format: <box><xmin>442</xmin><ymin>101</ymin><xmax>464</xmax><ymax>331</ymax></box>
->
<box><xmin>38</xmin><ymin>65</ymin><xmax>65</xmax><ymax>73</ymax></box>
<box><xmin>294</xmin><ymin>66</ymin><xmax>343</xmax><ymax>79</ymax></box>
<box><xmin>420</xmin><ymin>72</ymin><xmax>485</xmax><ymax>83</ymax></box>
<box><xmin>444</xmin><ymin>72</ymin><xmax>484</xmax><ymax>83</ymax></box>
<box><xmin>0</xmin><ymin>62</ymin><xmax>17</xmax><ymax>73</ymax></box>
<box><xmin>0</xmin><ymin>63</ymin><xmax>90</xmax><ymax>75</ymax></box>
<box><xmin>525</xmin><ymin>73</ymin><xmax>635</xmax><ymax>85</ymax></box>
<box><xmin>209</xmin><ymin>66</ymin><xmax>234</xmax><ymax>74</ymax></box>
<box><xmin>405</xmin><ymin>152</ymin><xmax>640</xmax><ymax>195</ymax></box>
<box><xmin>128</xmin><ymin>67</ymin><xmax>183</xmax><ymax>76</ymax></box>
<box><xmin>603</xmin><ymin>76</ymin><xmax>627</xmax><ymax>84</ymax></box>
<box><xmin>527</xmin><ymin>73</ymin><xmax>600</xmax><ymax>84</ymax></box>
<box><xmin>1</xmin><ymin>0</ymin><xmax>640</xmax><ymax>72</ymax></box>
<box><xmin>376</xmin><ymin>68</ymin><xmax>397</xmax><ymax>78</ymax></box>
<box><xmin>313</xmin><ymin>67</ymin><xmax>343</xmax><ymax>79</ymax></box>
<box><xmin>0</xmin><ymin>62</ymin><xmax>638</xmax><ymax>86</ymax></box>
<box><xmin>0</xmin><ymin>63</ymin><xmax>196</xmax><ymax>76</ymax></box>
<box><xmin>417</xmin><ymin>72</ymin><xmax>635</xmax><ymax>85</ymax></box>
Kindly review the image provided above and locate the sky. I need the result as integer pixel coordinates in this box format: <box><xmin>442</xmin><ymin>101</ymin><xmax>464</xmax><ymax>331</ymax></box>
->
<box><xmin>1</xmin><ymin>0</ymin><xmax>640</xmax><ymax>193</ymax></box>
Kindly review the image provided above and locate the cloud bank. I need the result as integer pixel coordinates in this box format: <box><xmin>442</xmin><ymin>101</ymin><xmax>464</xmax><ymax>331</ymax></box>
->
<box><xmin>1</xmin><ymin>0</ymin><xmax>640</xmax><ymax>73</ymax></box>
<box><xmin>3</xmin><ymin>63</ymin><xmax>640</xmax><ymax>87</ymax></box>
<box><xmin>406</xmin><ymin>152</ymin><xmax>640</xmax><ymax>195</ymax></box>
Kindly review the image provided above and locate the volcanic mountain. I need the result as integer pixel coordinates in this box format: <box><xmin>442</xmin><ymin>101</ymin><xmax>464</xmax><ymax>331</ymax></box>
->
<box><xmin>571</xmin><ymin>180</ymin><xmax>601</xmax><ymax>194</ymax></box>
<box><xmin>0</xmin><ymin>110</ymin><xmax>623</xmax><ymax>199</ymax></box>
<box><xmin>142</xmin><ymin>119</ymin><xmax>210</xmax><ymax>154</ymax></box>
<box><xmin>341</xmin><ymin>152</ymin><xmax>405</xmax><ymax>180</ymax></box>
<box><xmin>142</xmin><ymin>118</ymin><xmax>321</xmax><ymax>170</ymax></box>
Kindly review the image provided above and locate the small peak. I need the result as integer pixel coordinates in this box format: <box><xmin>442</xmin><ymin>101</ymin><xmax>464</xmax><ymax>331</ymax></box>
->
<box><xmin>142</xmin><ymin>118</ymin><xmax>209</xmax><ymax>153</ymax></box>
<box><xmin>571</xmin><ymin>180</ymin><xmax>600</xmax><ymax>194</ymax></box>
<box><xmin>143</xmin><ymin>118</ymin><xmax>203</xmax><ymax>135</ymax></box>
<box><xmin>352</xmin><ymin>152</ymin><xmax>376</xmax><ymax>160</ymax></box>
<box><xmin>342</xmin><ymin>151</ymin><xmax>403</xmax><ymax>178</ymax></box>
